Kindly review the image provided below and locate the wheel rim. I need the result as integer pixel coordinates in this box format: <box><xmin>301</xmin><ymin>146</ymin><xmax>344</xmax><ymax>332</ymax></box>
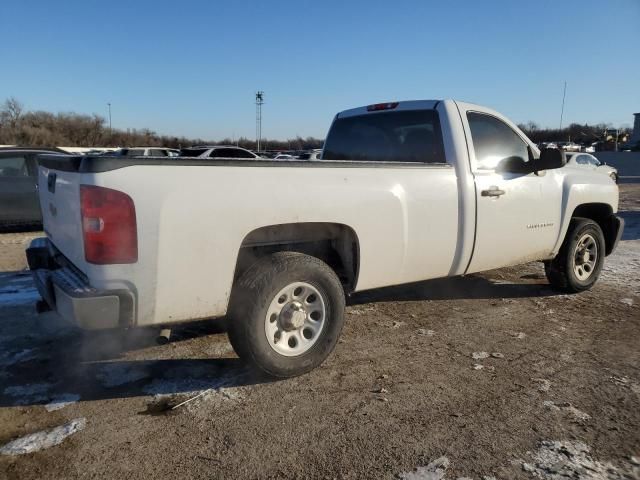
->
<box><xmin>573</xmin><ymin>233</ymin><xmax>598</xmax><ymax>281</ymax></box>
<box><xmin>265</xmin><ymin>281</ymin><xmax>326</xmax><ymax>357</ymax></box>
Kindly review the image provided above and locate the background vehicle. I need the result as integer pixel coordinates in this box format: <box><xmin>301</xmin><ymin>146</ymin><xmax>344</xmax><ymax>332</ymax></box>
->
<box><xmin>28</xmin><ymin>100</ymin><xmax>622</xmax><ymax>378</ymax></box>
<box><xmin>297</xmin><ymin>149</ymin><xmax>322</xmax><ymax>160</ymax></box>
<box><xmin>105</xmin><ymin>147</ymin><xmax>179</xmax><ymax>157</ymax></box>
<box><xmin>0</xmin><ymin>147</ymin><xmax>68</xmax><ymax>229</ymax></box>
<box><xmin>565</xmin><ymin>152</ymin><xmax>618</xmax><ymax>183</ymax></box>
<box><xmin>273</xmin><ymin>153</ymin><xmax>294</xmax><ymax>159</ymax></box>
<box><xmin>179</xmin><ymin>145</ymin><xmax>260</xmax><ymax>158</ymax></box>
<box><xmin>556</xmin><ymin>141</ymin><xmax>581</xmax><ymax>152</ymax></box>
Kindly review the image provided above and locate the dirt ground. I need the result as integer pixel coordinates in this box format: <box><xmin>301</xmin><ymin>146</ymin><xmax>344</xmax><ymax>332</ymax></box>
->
<box><xmin>0</xmin><ymin>186</ymin><xmax>638</xmax><ymax>480</ymax></box>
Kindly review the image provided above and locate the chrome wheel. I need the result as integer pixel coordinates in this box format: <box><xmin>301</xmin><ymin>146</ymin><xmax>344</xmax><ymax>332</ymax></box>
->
<box><xmin>573</xmin><ymin>233</ymin><xmax>597</xmax><ymax>281</ymax></box>
<box><xmin>265</xmin><ymin>282</ymin><xmax>326</xmax><ymax>357</ymax></box>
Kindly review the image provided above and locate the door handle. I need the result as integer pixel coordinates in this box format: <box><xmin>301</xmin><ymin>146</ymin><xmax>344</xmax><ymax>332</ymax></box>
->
<box><xmin>481</xmin><ymin>186</ymin><xmax>506</xmax><ymax>197</ymax></box>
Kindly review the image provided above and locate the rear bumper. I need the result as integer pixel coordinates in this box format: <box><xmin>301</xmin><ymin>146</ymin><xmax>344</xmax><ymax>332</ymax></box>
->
<box><xmin>26</xmin><ymin>238</ymin><xmax>134</xmax><ymax>330</ymax></box>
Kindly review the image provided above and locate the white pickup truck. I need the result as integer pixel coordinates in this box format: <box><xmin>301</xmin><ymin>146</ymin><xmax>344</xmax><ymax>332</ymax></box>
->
<box><xmin>27</xmin><ymin>100</ymin><xmax>623</xmax><ymax>377</ymax></box>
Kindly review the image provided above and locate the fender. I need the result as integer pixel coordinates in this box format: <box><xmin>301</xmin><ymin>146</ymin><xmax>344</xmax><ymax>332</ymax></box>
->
<box><xmin>551</xmin><ymin>172</ymin><xmax>619</xmax><ymax>256</ymax></box>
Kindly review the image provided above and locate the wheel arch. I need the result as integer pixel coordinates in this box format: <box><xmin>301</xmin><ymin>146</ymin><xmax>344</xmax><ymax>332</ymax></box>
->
<box><xmin>232</xmin><ymin>222</ymin><xmax>361</xmax><ymax>293</ymax></box>
<box><xmin>555</xmin><ymin>202</ymin><xmax>618</xmax><ymax>256</ymax></box>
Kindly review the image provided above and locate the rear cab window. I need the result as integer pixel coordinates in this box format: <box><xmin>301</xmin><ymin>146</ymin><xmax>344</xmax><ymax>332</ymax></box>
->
<box><xmin>322</xmin><ymin>109</ymin><xmax>447</xmax><ymax>164</ymax></box>
<box><xmin>0</xmin><ymin>156</ymin><xmax>29</xmax><ymax>177</ymax></box>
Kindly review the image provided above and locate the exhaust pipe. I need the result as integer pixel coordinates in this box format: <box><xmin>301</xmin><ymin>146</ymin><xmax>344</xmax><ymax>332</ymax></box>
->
<box><xmin>156</xmin><ymin>328</ymin><xmax>172</xmax><ymax>345</ymax></box>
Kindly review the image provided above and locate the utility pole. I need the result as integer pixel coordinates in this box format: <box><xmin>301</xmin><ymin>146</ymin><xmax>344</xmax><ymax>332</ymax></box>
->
<box><xmin>107</xmin><ymin>102</ymin><xmax>112</xmax><ymax>140</ymax></box>
<box><xmin>559</xmin><ymin>81</ymin><xmax>567</xmax><ymax>131</ymax></box>
<box><xmin>256</xmin><ymin>91</ymin><xmax>264</xmax><ymax>153</ymax></box>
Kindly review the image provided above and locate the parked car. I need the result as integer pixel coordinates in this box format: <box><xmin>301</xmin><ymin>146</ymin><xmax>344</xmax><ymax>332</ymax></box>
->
<box><xmin>179</xmin><ymin>145</ymin><xmax>260</xmax><ymax>159</ymax></box>
<box><xmin>0</xmin><ymin>147</ymin><xmax>69</xmax><ymax>230</ymax></box>
<box><xmin>556</xmin><ymin>141</ymin><xmax>581</xmax><ymax>152</ymax></box>
<box><xmin>297</xmin><ymin>150</ymin><xmax>322</xmax><ymax>160</ymax></box>
<box><xmin>106</xmin><ymin>147</ymin><xmax>179</xmax><ymax>157</ymax></box>
<box><xmin>28</xmin><ymin>99</ymin><xmax>623</xmax><ymax>378</ymax></box>
<box><xmin>273</xmin><ymin>154</ymin><xmax>295</xmax><ymax>159</ymax></box>
<box><xmin>565</xmin><ymin>152</ymin><xmax>618</xmax><ymax>183</ymax></box>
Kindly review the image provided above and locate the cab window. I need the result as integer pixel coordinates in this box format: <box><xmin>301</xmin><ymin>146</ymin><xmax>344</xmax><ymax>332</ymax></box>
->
<box><xmin>467</xmin><ymin>112</ymin><xmax>529</xmax><ymax>170</ymax></box>
<box><xmin>323</xmin><ymin>110</ymin><xmax>446</xmax><ymax>164</ymax></box>
<box><xmin>0</xmin><ymin>156</ymin><xmax>29</xmax><ymax>177</ymax></box>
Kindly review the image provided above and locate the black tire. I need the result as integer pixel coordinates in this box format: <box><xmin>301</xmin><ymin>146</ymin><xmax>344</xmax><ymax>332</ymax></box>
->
<box><xmin>226</xmin><ymin>252</ymin><xmax>345</xmax><ymax>378</ymax></box>
<box><xmin>544</xmin><ymin>217</ymin><xmax>605</xmax><ymax>293</ymax></box>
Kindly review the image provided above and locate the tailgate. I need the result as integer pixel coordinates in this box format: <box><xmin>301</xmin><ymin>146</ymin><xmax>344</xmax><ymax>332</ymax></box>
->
<box><xmin>37</xmin><ymin>156</ymin><xmax>86</xmax><ymax>268</ymax></box>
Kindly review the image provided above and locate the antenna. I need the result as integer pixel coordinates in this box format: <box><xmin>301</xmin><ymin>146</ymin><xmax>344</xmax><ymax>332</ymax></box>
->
<box><xmin>255</xmin><ymin>91</ymin><xmax>264</xmax><ymax>152</ymax></box>
<box><xmin>559</xmin><ymin>81</ymin><xmax>567</xmax><ymax>131</ymax></box>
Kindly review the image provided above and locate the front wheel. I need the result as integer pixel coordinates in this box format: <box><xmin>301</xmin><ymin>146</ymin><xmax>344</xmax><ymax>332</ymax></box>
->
<box><xmin>544</xmin><ymin>218</ymin><xmax>605</xmax><ymax>293</ymax></box>
<box><xmin>226</xmin><ymin>252</ymin><xmax>345</xmax><ymax>378</ymax></box>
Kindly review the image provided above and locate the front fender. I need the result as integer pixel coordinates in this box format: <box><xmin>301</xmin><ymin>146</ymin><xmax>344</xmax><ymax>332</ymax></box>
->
<box><xmin>551</xmin><ymin>172</ymin><xmax>618</xmax><ymax>256</ymax></box>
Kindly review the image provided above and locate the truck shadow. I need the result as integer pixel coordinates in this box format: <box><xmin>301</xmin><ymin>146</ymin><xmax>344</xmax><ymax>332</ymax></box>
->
<box><xmin>349</xmin><ymin>273</ymin><xmax>561</xmax><ymax>306</ymax></box>
<box><xmin>619</xmin><ymin>210</ymin><xmax>640</xmax><ymax>241</ymax></box>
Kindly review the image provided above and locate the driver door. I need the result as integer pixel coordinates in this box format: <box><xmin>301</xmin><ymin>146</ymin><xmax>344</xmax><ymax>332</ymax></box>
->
<box><xmin>463</xmin><ymin>111</ymin><xmax>562</xmax><ymax>273</ymax></box>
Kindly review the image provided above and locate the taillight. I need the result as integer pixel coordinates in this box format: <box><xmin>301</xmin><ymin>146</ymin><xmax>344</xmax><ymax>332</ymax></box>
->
<box><xmin>366</xmin><ymin>102</ymin><xmax>399</xmax><ymax>112</ymax></box>
<box><xmin>80</xmin><ymin>185</ymin><xmax>137</xmax><ymax>264</ymax></box>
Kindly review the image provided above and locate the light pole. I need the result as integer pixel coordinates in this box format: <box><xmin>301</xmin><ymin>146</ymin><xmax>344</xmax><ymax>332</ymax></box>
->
<box><xmin>559</xmin><ymin>81</ymin><xmax>567</xmax><ymax>132</ymax></box>
<box><xmin>256</xmin><ymin>91</ymin><xmax>264</xmax><ymax>153</ymax></box>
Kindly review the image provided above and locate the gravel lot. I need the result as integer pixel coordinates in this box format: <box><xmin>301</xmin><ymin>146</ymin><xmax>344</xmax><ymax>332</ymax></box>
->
<box><xmin>0</xmin><ymin>185</ymin><xmax>638</xmax><ymax>480</ymax></box>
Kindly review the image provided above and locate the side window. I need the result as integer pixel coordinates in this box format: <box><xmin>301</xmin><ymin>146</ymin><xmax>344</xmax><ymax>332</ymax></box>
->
<box><xmin>467</xmin><ymin>112</ymin><xmax>529</xmax><ymax>170</ymax></box>
<box><xmin>125</xmin><ymin>149</ymin><xmax>145</xmax><ymax>157</ymax></box>
<box><xmin>235</xmin><ymin>149</ymin><xmax>255</xmax><ymax>159</ymax></box>
<box><xmin>209</xmin><ymin>148</ymin><xmax>239</xmax><ymax>158</ymax></box>
<box><xmin>0</xmin><ymin>156</ymin><xmax>29</xmax><ymax>177</ymax></box>
<box><xmin>588</xmin><ymin>156</ymin><xmax>601</xmax><ymax>166</ymax></box>
<box><xmin>576</xmin><ymin>155</ymin><xmax>588</xmax><ymax>165</ymax></box>
<box><xmin>149</xmin><ymin>149</ymin><xmax>168</xmax><ymax>156</ymax></box>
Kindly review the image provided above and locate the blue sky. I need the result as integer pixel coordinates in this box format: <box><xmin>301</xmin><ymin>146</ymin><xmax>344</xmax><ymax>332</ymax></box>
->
<box><xmin>2</xmin><ymin>0</ymin><xmax>639</xmax><ymax>140</ymax></box>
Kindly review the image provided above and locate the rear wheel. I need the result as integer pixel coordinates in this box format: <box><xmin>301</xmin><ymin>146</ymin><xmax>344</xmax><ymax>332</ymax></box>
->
<box><xmin>227</xmin><ymin>252</ymin><xmax>345</xmax><ymax>378</ymax></box>
<box><xmin>544</xmin><ymin>218</ymin><xmax>605</xmax><ymax>293</ymax></box>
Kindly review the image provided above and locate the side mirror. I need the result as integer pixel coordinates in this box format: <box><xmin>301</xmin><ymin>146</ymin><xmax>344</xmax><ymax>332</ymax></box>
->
<box><xmin>535</xmin><ymin>148</ymin><xmax>566</xmax><ymax>171</ymax></box>
<box><xmin>496</xmin><ymin>156</ymin><xmax>532</xmax><ymax>174</ymax></box>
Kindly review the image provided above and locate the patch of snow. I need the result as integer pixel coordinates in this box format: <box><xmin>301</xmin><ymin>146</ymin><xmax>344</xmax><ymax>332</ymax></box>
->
<box><xmin>0</xmin><ymin>286</ymin><xmax>39</xmax><ymax>306</ymax></box>
<box><xmin>523</xmin><ymin>440</ymin><xmax>637</xmax><ymax>479</ymax></box>
<box><xmin>601</xmin><ymin>239</ymin><xmax>640</xmax><ymax>294</ymax></box>
<box><xmin>0</xmin><ymin>418</ymin><xmax>86</xmax><ymax>455</ymax></box>
<box><xmin>3</xmin><ymin>383</ymin><xmax>51</xmax><ymax>404</ymax></box>
<box><xmin>96</xmin><ymin>363</ymin><xmax>149</xmax><ymax>387</ymax></box>
<box><xmin>620</xmin><ymin>298</ymin><xmax>634</xmax><ymax>306</ymax></box>
<box><xmin>45</xmin><ymin>393</ymin><xmax>81</xmax><ymax>412</ymax></box>
<box><xmin>472</xmin><ymin>352</ymin><xmax>490</xmax><ymax>360</ymax></box>
<box><xmin>543</xmin><ymin>401</ymin><xmax>590</xmax><ymax>422</ymax></box>
<box><xmin>0</xmin><ymin>348</ymin><xmax>38</xmax><ymax>367</ymax></box>
<box><xmin>416</xmin><ymin>329</ymin><xmax>435</xmax><ymax>336</ymax></box>
<box><xmin>532</xmin><ymin>378</ymin><xmax>552</xmax><ymax>392</ymax></box>
<box><xmin>398</xmin><ymin>456</ymin><xmax>449</xmax><ymax>480</ymax></box>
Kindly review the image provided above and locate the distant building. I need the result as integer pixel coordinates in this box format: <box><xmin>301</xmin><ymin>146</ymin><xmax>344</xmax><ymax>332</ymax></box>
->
<box><xmin>631</xmin><ymin>113</ymin><xmax>640</xmax><ymax>144</ymax></box>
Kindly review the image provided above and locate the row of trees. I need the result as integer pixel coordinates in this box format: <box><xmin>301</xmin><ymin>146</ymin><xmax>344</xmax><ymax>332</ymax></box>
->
<box><xmin>1</xmin><ymin>97</ymin><xmax>628</xmax><ymax>151</ymax></box>
<box><xmin>0</xmin><ymin>98</ymin><xmax>323</xmax><ymax>151</ymax></box>
<box><xmin>517</xmin><ymin>121</ymin><xmax>630</xmax><ymax>145</ymax></box>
